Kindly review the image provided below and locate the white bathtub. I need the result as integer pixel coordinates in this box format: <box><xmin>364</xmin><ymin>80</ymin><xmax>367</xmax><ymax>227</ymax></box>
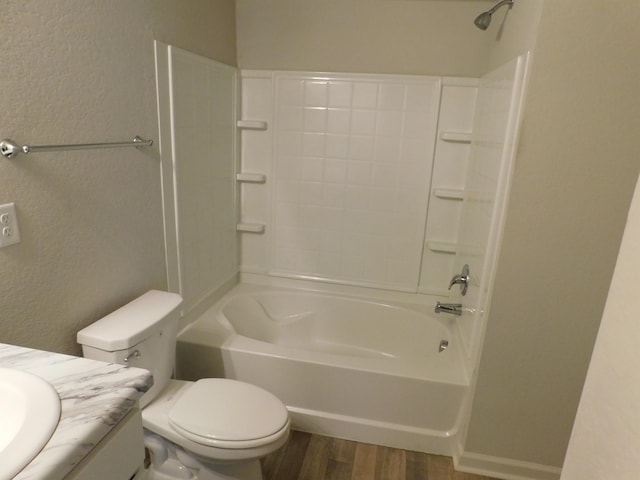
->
<box><xmin>176</xmin><ymin>282</ymin><xmax>469</xmax><ymax>455</ymax></box>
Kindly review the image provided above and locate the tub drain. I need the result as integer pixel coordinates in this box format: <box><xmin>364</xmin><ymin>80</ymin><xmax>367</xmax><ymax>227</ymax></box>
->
<box><xmin>438</xmin><ymin>340</ymin><xmax>449</xmax><ymax>353</ymax></box>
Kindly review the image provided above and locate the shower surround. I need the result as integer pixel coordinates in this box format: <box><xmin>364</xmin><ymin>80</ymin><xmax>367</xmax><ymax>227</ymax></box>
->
<box><xmin>156</xmin><ymin>43</ymin><xmax>528</xmax><ymax>467</ymax></box>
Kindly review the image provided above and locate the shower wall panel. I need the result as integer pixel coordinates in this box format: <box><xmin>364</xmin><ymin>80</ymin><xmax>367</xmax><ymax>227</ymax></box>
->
<box><xmin>238</xmin><ymin>73</ymin><xmax>273</xmax><ymax>274</ymax></box>
<box><xmin>452</xmin><ymin>55</ymin><xmax>528</xmax><ymax>363</ymax></box>
<box><xmin>156</xmin><ymin>44</ymin><xmax>239</xmax><ymax>317</ymax></box>
<box><xmin>239</xmin><ymin>71</ymin><xmax>480</xmax><ymax>294</ymax></box>
<box><xmin>419</xmin><ymin>78</ymin><xmax>478</xmax><ymax>295</ymax></box>
<box><xmin>269</xmin><ymin>72</ymin><xmax>441</xmax><ymax>291</ymax></box>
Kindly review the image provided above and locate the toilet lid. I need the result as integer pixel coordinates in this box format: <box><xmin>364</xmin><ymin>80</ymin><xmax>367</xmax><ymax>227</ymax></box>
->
<box><xmin>168</xmin><ymin>379</ymin><xmax>288</xmax><ymax>445</ymax></box>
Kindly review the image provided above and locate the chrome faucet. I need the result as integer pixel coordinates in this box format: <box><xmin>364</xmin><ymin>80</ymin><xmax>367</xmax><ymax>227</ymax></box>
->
<box><xmin>435</xmin><ymin>302</ymin><xmax>462</xmax><ymax>316</ymax></box>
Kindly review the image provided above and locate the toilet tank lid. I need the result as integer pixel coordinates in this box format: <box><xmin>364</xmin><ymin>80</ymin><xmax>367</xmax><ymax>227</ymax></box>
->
<box><xmin>77</xmin><ymin>290</ymin><xmax>183</xmax><ymax>351</ymax></box>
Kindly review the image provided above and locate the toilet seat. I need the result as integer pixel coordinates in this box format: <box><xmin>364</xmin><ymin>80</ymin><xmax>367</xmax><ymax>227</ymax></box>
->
<box><xmin>168</xmin><ymin>378</ymin><xmax>289</xmax><ymax>449</ymax></box>
<box><xmin>142</xmin><ymin>379</ymin><xmax>290</xmax><ymax>463</ymax></box>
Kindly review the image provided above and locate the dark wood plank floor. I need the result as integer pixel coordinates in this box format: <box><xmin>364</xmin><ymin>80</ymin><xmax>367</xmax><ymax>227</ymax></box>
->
<box><xmin>262</xmin><ymin>430</ymin><xmax>499</xmax><ymax>480</ymax></box>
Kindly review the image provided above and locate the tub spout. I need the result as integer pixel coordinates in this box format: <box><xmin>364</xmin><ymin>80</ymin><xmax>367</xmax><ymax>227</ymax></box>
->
<box><xmin>435</xmin><ymin>302</ymin><xmax>462</xmax><ymax>316</ymax></box>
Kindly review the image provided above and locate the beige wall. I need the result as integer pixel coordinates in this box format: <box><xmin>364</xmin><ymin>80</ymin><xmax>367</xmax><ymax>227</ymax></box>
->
<box><xmin>465</xmin><ymin>0</ymin><xmax>640</xmax><ymax>467</ymax></box>
<box><xmin>485</xmin><ymin>0</ymin><xmax>543</xmax><ymax>70</ymax></box>
<box><xmin>236</xmin><ymin>0</ymin><xmax>494</xmax><ymax>76</ymax></box>
<box><xmin>0</xmin><ymin>0</ymin><xmax>236</xmax><ymax>355</ymax></box>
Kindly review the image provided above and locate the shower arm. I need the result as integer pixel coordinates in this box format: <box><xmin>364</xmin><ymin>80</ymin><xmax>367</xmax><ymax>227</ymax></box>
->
<box><xmin>487</xmin><ymin>0</ymin><xmax>513</xmax><ymax>15</ymax></box>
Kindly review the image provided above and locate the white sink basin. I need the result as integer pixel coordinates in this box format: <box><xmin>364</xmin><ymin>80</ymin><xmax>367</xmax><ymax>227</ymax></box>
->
<box><xmin>0</xmin><ymin>368</ymin><xmax>61</xmax><ymax>479</ymax></box>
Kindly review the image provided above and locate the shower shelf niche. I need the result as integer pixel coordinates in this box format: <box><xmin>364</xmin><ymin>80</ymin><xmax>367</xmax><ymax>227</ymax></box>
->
<box><xmin>236</xmin><ymin>173</ymin><xmax>267</xmax><ymax>183</ymax></box>
<box><xmin>236</xmin><ymin>223</ymin><xmax>265</xmax><ymax>234</ymax></box>
<box><xmin>236</xmin><ymin>120</ymin><xmax>268</xmax><ymax>130</ymax></box>
<box><xmin>439</xmin><ymin>131</ymin><xmax>472</xmax><ymax>144</ymax></box>
<box><xmin>426</xmin><ymin>241</ymin><xmax>457</xmax><ymax>254</ymax></box>
<box><xmin>433</xmin><ymin>188</ymin><xmax>465</xmax><ymax>201</ymax></box>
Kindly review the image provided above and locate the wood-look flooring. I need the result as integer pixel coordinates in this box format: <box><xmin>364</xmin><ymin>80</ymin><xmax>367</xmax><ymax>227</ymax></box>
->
<box><xmin>262</xmin><ymin>430</ymin><xmax>498</xmax><ymax>480</ymax></box>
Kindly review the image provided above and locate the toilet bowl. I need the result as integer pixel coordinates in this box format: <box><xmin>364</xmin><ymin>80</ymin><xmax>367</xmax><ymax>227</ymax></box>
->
<box><xmin>142</xmin><ymin>380</ymin><xmax>289</xmax><ymax>480</ymax></box>
<box><xmin>77</xmin><ymin>290</ymin><xmax>290</xmax><ymax>480</ymax></box>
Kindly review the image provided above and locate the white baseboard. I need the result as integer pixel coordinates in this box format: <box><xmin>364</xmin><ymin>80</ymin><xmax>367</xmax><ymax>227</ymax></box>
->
<box><xmin>455</xmin><ymin>451</ymin><xmax>561</xmax><ymax>480</ymax></box>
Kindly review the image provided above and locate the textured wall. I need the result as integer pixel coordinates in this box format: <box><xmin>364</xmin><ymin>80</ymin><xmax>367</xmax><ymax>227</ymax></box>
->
<box><xmin>0</xmin><ymin>0</ymin><xmax>236</xmax><ymax>355</ymax></box>
<box><xmin>236</xmin><ymin>0</ymin><xmax>495</xmax><ymax>77</ymax></box>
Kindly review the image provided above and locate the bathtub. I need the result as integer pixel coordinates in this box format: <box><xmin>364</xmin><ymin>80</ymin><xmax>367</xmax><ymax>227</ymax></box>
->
<box><xmin>176</xmin><ymin>282</ymin><xmax>469</xmax><ymax>455</ymax></box>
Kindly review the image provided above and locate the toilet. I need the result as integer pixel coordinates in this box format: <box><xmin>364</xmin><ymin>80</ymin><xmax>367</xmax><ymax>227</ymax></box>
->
<box><xmin>77</xmin><ymin>290</ymin><xmax>290</xmax><ymax>480</ymax></box>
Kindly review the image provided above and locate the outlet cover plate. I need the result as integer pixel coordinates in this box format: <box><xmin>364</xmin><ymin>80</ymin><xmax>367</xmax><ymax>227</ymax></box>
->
<box><xmin>0</xmin><ymin>203</ymin><xmax>21</xmax><ymax>248</ymax></box>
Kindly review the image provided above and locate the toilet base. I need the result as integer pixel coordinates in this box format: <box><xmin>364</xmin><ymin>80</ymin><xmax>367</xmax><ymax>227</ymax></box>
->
<box><xmin>144</xmin><ymin>431</ymin><xmax>263</xmax><ymax>480</ymax></box>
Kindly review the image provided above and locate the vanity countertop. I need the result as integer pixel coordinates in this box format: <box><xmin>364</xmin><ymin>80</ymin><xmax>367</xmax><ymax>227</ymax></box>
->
<box><xmin>0</xmin><ymin>342</ymin><xmax>153</xmax><ymax>480</ymax></box>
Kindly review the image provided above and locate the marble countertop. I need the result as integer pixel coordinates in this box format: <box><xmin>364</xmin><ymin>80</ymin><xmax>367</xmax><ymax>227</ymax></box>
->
<box><xmin>0</xmin><ymin>343</ymin><xmax>153</xmax><ymax>480</ymax></box>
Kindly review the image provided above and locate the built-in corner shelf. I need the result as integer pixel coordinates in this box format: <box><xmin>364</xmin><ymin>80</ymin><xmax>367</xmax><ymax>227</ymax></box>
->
<box><xmin>236</xmin><ymin>173</ymin><xmax>267</xmax><ymax>183</ymax></box>
<box><xmin>236</xmin><ymin>120</ymin><xmax>268</xmax><ymax>130</ymax></box>
<box><xmin>425</xmin><ymin>241</ymin><xmax>457</xmax><ymax>254</ymax></box>
<box><xmin>433</xmin><ymin>188</ymin><xmax>465</xmax><ymax>201</ymax></box>
<box><xmin>439</xmin><ymin>131</ymin><xmax>472</xmax><ymax>144</ymax></box>
<box><xmin>236</xmin><ymin>223</ymin><xmax>265</xmax><ymax>234</ymax></box>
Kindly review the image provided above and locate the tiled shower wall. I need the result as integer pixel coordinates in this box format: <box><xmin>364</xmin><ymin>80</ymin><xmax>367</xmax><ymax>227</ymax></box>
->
<box><xmin>273</xmin><ymin>73</ymin><xmax>441</xmax><ymax>290</ymax></box>
<box><xmin>239</xmin><ymin>71</ymin><xmax>477</xmax><ymax>294</ymax></box>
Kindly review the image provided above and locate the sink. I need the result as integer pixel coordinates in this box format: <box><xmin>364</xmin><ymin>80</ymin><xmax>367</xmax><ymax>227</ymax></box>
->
<box><xmin>0</xmin><ymin>368</ymin><xmax>61</xmax><ymax>478</ymax></box>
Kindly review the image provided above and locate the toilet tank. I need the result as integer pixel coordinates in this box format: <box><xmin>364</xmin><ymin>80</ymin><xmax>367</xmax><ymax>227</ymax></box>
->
<box><xmin>77</xmin><ymin>290</ymin><xmax>183</xmax><ymax>407</ymax></box>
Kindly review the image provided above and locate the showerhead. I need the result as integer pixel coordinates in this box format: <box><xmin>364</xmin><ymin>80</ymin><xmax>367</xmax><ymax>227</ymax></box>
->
<box><xmin>474</xmin><ymin>11</ymin><xmax>493</xmax><ymax>30</ymax></box>
<box><xmin>474</xmin><ymin>0</ymin><xmax>514</xmax><ymax>31</ymax></box>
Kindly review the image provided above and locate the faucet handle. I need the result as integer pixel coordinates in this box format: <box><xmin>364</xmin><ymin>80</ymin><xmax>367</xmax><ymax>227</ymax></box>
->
<box><xmin>448</xmin><ymin>264</ymin><xmax>470</xmax><ymax>296</ymax></box>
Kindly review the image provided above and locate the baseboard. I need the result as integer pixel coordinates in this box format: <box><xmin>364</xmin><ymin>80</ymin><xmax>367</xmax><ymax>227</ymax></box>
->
<box><xmin>455</xmin><ymin>451</ymin><xmax>561</xmax><ymax>480</ymax></box>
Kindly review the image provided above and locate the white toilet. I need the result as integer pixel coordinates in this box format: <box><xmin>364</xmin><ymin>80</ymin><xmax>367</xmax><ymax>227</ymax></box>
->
<box><xmin>77</xmin><ymin>290</ymin><xmax>290</xmax><ymax>480</ymax></box>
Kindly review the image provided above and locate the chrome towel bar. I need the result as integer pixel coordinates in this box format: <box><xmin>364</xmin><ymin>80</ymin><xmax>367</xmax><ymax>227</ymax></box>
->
<box><xmin>0</xmin><ymin>136</ymin><xmax>153</xmax><ymax>159</ymax></box>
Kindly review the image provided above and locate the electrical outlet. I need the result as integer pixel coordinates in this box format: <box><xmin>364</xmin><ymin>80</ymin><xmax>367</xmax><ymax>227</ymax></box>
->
<box><xmin>0</xmin><ymin>203</ymin><xmax>21</xmax><ymax>248</ymax></box>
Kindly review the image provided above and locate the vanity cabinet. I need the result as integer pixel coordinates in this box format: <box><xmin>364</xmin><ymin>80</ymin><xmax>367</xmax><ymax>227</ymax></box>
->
<box><xmin>65</xmin><ymin>408</ymin><xmax>145</xmax><ymax>480</ymax></box>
